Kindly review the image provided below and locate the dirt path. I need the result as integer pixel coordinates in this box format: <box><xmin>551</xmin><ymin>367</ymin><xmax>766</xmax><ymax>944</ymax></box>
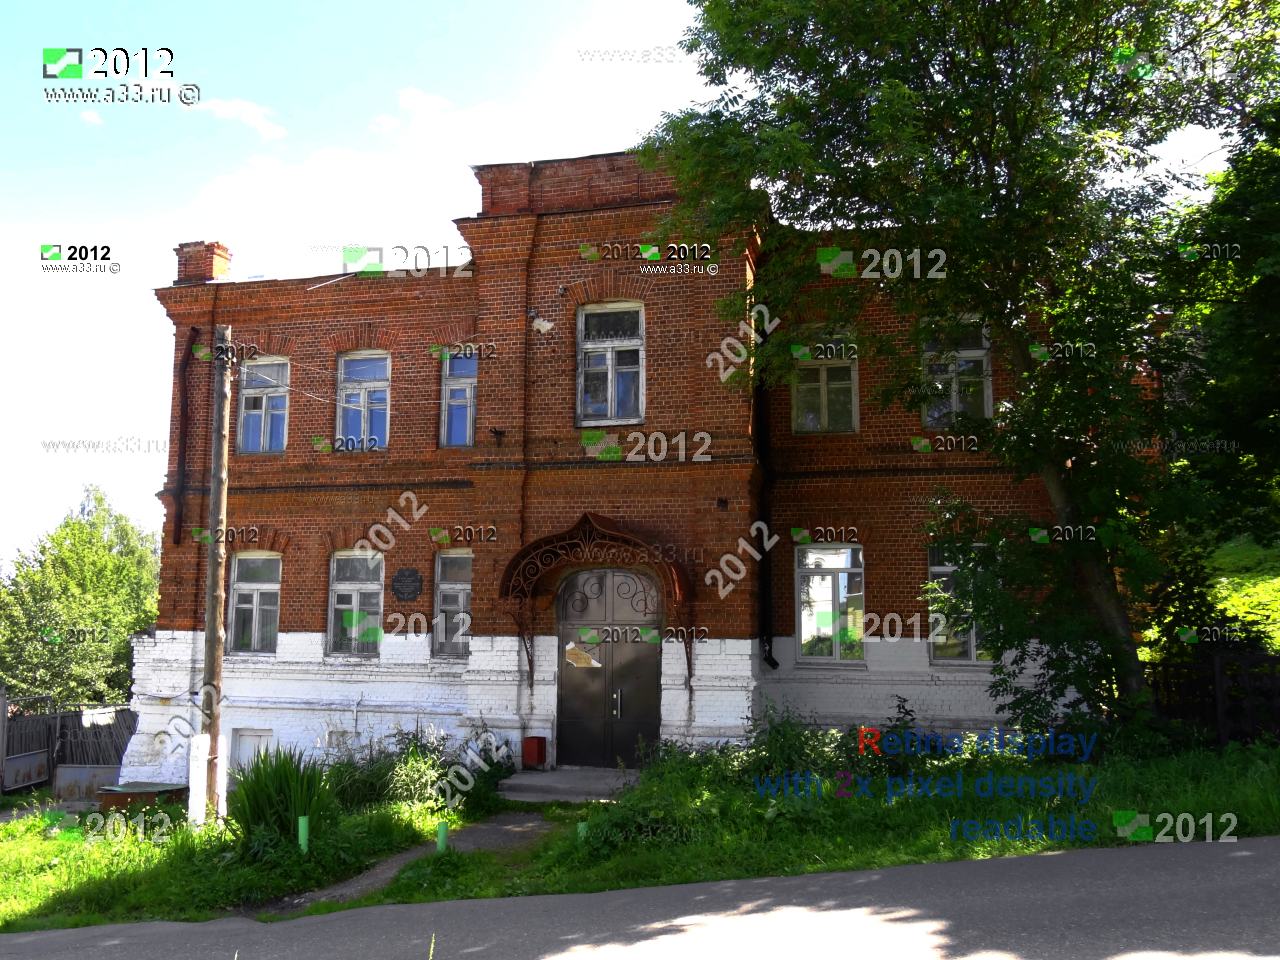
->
<box><xmin>260</xmin><ymin>810</ymin><xmax>553</xmax><ymax>916</ymax></box>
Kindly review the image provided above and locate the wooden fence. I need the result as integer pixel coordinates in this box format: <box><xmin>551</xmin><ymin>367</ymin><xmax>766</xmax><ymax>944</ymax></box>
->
<box><xmin>1145</xmin><ymin>651</ymin><xmax>1280</xmax><ymax>746</ymax></box>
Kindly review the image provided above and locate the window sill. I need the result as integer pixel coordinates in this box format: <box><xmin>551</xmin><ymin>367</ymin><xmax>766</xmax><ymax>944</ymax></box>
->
<box><xmin>792</xmin><ymin>429</ymin><xmax>860</xmax><ymax>436</ymax></box>
<box><xmin>235</xmin><ymin>450</ymin><xmax>287</xmax><ymax>457</ymax></box>
<box><xmin>794</xmin><ymin>658</ymin><xmax>869</xmax><ymax>670</ymax></box>
<box><xmin>928</xmin><ymin>660</ymin><xmax>995</xmax><ymax>670</ymax></box>
<box><xmin>225</xmin><ymin>650</ymin><xmax>277</xmax><ymax>657</ymax></box>
<box><xmin>576</xmin><ymin>417</ymin><xmax>644</xmax><ymax>429</ymax></box>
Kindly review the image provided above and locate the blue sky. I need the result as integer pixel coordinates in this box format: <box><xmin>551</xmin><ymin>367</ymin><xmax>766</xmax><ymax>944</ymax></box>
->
<box><xmin>0</xmin><ymin>1</ymin><xmax>1226</xmax><ymax>564</ymax></box>
<box><xmin>0</xmin><ymin>0</ymin><xmax>714</xmax><ymax>564</ymax></box>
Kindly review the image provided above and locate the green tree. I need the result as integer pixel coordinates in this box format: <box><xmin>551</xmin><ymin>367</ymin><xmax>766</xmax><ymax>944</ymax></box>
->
<box><xmin>641</xmin><ymin>0</ymin><xmax>1279</xmax><ymax>725</ymax></box>
<box><xmin>0</xmin><ymin>487</ymin><xmax>159</xmax><ymax>703</ymax></box>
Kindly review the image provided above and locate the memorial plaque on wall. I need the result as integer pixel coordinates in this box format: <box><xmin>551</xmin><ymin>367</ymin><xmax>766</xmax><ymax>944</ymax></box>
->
<box><xmin>391</xmin><ymin>568</ymin><xmax>423</xmax><ymax>601</ymax></box>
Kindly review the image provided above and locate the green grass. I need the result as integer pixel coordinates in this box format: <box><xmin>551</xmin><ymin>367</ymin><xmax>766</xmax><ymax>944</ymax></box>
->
<box><xmin>0</xmin><ymin>801</ymin><xmax>454</xmax><ymax>932</ymax></box>
<box><xmin>0</xmin><ymin>787</ymin><xmax>52</xmax><ymax>813</ymax></box>
<box><xmin>1210</xmin><ymin>535</ymin><xmax>1280</xmax><ymax>648</ymax></box>
<box><xmin>278</xmin><ymin>740</ymin><xmax>1280</xmax><ymax>914</ymax></box>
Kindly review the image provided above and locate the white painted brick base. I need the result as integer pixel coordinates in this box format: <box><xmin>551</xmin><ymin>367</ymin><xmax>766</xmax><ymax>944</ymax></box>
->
<box><xmin>119</xmin><ymin>630</ymin><xmax>1006</xmax><ymax>783</ymax></box>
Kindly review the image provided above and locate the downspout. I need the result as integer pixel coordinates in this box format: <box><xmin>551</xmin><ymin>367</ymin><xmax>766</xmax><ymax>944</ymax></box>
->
<box><xmin>189</xmin><ymin>289</ymin><xmax>220</xmax><ymax>634</ymax></box>
<box><xmin>171</xmin><ymin>323</ymin><xmax>204</xmax><ymax>546</ymax></box>
<box><xmin>755</xmin><ymin>370</ymin><xmax>780</xmax><ymax>671</ymax></box>
<box><xmin>516</xmin><ymin>209</ymin><xmax>540</xmax><ymax>715</ymax></box>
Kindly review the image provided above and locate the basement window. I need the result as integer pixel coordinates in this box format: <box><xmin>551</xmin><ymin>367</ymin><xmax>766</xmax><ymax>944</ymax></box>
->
<box><xmin>329</xmin><ymin>551</ymin><xmax>383</xmax><ymax>656</ymax></box>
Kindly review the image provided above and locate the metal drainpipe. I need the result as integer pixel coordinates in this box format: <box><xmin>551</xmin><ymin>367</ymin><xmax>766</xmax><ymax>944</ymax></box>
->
<box><xmin>755</xmin><ymin>378</ymin><xmax>780</xmax><ymax>670</ymax></box>
<box><xmin>171</xmin><ymin>324</ymin><xmax>204</xmax><ymax>546</ymax></box>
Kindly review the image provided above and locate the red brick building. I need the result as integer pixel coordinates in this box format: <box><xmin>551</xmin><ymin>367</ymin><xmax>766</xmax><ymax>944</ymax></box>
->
<box><xmin>122</xmin><ymin>151</ymin><xmax>1045</xmax><ymax>780</ymax></box>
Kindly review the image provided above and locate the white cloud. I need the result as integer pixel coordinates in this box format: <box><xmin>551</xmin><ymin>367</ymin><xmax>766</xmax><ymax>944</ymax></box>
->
<box><xmin>79</xmin><ymin>109</ymin><xmax>104</xmax><ymax>126</ymax></box>
<box><xmin>189</xmin><ymin>98</ymin><xmax>287</xmax><ymax>141</ymax></box>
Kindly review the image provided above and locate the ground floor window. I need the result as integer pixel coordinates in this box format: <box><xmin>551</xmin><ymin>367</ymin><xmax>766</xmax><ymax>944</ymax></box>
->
<box><xmin>796</xmin><ymin>545</ymin><xmax>864</xmax><ymax>661</ymax></box>
<box><xmin>329</xmin><ymin>551</ymin><xmax>383</xmax><ymax>655</ymax></box>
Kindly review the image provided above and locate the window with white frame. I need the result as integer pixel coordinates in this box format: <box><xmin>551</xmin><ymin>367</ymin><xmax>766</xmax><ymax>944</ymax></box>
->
<box><xmin>440</xmin><ymin>349</ymin><xmax>477</xmax><ymax>447</ymax></box>
<box><xmin>577</xmin><ymin>303</ymin><xmax>644</xmax><ymax>425</ymax></box>
<box><xmin>926</xmin><ymin>545</ymin><xmax>991</xmax><ymax>662</ymax></box>
<box><xmin>793</xmin><ymin>359</ymin><xmax>858</xmax><ymax>433</ymax></box>
<box><xmin>433</xmin><ymin>551</ymin><xmax>472</xmax><ymax>658</ymax></box>
<box><xmin>922</xmin><ymin>328</ymin><xmax>992</xmax><ymax>428</ymax></box>
<box><xmin>228</xmin><ymin>554</ymin><xmax>281</xmax><ymax>653</ymax></box>
<box><xmin>329</xmin><ymin>551</ymin><xmax>383</xmax><ymax>655</ymax></box>
<box><xmin>337</xmin><ymin>352</ymin><xmax>390</xmax><ymax>451</ymax></box>
<box><xmin>238</xmin><ymin>359</ymin><xmax>289</xmax><ymax>453</ymax></box>
<box><xmin>795</xmin><ymin>545</ymin><xmax>864</xmax><ymax>661</ymax></box>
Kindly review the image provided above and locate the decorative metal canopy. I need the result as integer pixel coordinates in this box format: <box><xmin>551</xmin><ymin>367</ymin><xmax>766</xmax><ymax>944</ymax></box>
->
<box><xmin>499</xmin><ymin>512</ymin><xmax>691</xmax><ymax>610</ymax></box>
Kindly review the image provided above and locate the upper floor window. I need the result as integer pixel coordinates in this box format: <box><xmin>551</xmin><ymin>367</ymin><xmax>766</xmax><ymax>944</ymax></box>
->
<box><xmin>329</xmin><ymin>551</ymin><xmax>383</xmax><ymax>655</ymax></box>
<box><xmin>337</xmin><ymin>352</ymin><xmax>389</xmax><ymax>451</ymax></box>
<box><xmin>433</xmin><ymin>551</ymin><xmax>472</xmax><ymax>658</ymax></box>
<box><xmin>796</xmin><ymin>545</ymin><xmax>864</xmax><ymax>662</ymax></box>
<box><xmin>228</xmin><ymin>553</ymin><xmax>280</xmax><ymax>653</ymax></box>
<box><xmin>239</xmin><ymin>359</ymin><xmax>289</xmax><ymax>453</ymax></box>
<box><xmin>440</xmin><ymin>350</ymin><xmax>477</xmax><ymax>447</ymax></box>
<box><xmin>577</xmin><ymin>303</ymin><xmax>644</xmax><ymax>425</ymax></box>
<box><xmin>926</xmin><ymin>545</ymin><xmax>990</xmax><ymax>662</ymax></box>
<box><xmin>923</xmin><ymin>328</ymin><xmax>991</xmax><ymax>428</ymax></box>
<box><xmin>793</xmin><ymin>358</ymin><xmax>858</xmax><ymax>433</ymax></box>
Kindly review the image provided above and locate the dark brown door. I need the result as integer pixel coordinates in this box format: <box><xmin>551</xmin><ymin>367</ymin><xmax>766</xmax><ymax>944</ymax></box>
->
<box><xmin>557</xmin><ymin>570</ymin><xmax>661</xmax><ymax>767</ymax></box>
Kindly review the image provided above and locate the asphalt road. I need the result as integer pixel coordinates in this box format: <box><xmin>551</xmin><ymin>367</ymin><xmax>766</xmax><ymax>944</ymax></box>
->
<box><xmin>3</xmin><ymin>836</ymin><xmax>1278</xmax><ymax>960</ymax></box>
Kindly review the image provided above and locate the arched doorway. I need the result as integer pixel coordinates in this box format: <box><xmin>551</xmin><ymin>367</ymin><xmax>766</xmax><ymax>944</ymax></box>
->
<box><xmin>556</xmin><ymin>569</ymin><xmax>662</xmax><ymax>767</ymax></box>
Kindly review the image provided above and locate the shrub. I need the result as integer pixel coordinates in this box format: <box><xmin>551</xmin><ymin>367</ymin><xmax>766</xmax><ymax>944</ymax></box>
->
<box><xmin>227</xmin><ymin>747</ymin><xmax>339</xmax><ymax>850</ymax></box>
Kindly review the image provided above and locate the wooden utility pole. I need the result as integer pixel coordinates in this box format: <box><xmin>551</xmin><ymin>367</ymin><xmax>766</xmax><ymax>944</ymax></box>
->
<box><xmin>201</xmin><ymin>324</ymin><xmax>232</xmax><ymax>815</ymax></box>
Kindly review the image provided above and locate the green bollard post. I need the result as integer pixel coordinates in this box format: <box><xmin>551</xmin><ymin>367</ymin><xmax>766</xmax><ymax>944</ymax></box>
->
<box><xmin>437</xmin><ymin>821</ymin><xmax>448</xmax><ymax>853</ymax></box>
<box><xmin>298</xmin><ymin>815</ymin><xmax>309</xmax><ymax>854</ymax></box>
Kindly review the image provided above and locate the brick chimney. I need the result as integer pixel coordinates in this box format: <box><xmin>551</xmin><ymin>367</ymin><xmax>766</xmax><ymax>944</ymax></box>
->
<box><xmin>174</xmin><ymin>241</ymin><xmax>231</xmax><ymax>284</ymax></box>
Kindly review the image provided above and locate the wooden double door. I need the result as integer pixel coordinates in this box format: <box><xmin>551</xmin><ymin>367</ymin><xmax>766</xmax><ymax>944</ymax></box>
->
<box><xmin>556</xmin><ymin>569</ymin><xmax>661</xmax><ymax>768</ymax></box>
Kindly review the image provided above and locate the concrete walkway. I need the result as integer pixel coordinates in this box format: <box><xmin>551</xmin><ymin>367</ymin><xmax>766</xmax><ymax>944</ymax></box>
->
<box><xmin>261</xmin><ymin>811</ymin><xmax>554</xmax><ymax>915</ymax></box>
<box><xmin>499</xmin><ymin>766</ymin><xmax>639</xmax><ymax>803</ymax></box>
<box><xmin>4</xmin><ymin>835</ymin><xmax>1277</xmax><ymax>959</ymax></box>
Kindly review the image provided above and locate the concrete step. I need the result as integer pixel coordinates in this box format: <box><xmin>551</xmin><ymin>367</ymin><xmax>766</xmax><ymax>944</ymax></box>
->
<box><xmin>499</xmin><ymin>767</ymin><xmax>639</xmax><ymax>804</ymax></box>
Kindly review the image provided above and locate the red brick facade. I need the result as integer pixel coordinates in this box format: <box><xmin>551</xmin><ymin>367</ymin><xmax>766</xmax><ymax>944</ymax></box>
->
<box><xmin>154</xmin><ymin>151</ymin><xmax>1046</xmax><ymax>703</ymax></box>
